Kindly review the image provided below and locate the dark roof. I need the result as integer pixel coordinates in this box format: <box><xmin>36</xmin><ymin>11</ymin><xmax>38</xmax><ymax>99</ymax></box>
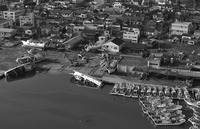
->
<box><xmin>82</xmin><ymin>29</ymin><xmax>98</xmax><ymax>35</ymax></box>
<box><xmin>124</xmin><ymin>43</ymin><xmax>147</xmax><ymax>50</ymax></box>
<box><xmin>111</xmin><ymin>38</ymin><xmax>124</xmax><ymax>46</ymax></box>
<box><xmin>0</xmin><ymin>5</ymin><xmax>8</xmax><ymax>11</ymax></box>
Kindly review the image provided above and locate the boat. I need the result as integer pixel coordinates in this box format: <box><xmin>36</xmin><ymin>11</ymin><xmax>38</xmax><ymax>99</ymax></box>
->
<box><xmin>110</xmin><ymin>83</ymin><xmax>120</xmax><ymax>95</ymax></box>
<box><xmin>164</xmin><ymin>86</ymin><xmax>171</xmax><ymax>97</ymax></box>
<box><xmin>152</xmin><ymin>86</ymin><xmax>158</xmax><ymax>96</ymax></box>
<box><xmin>16</xmin><ymin>53</ymin><xmax>44</xmax><ymax>65</ymax></box>
<box><xmin>151</xmin><ymin>114</ymin><xmax>185</xmax><ymax>122</ymax></box>
<box><xmin>153</xmin><ymin>118</ymin><xmax>186</xmax><ymax>126</ymax></box>
<box><xmin>146</xmin><ymin>86</ymin><xmax>152</xmax><ymax>96</ymax></box>
<box><xmin>21</xmin><ymin>39</ymin><xmax>48</xmax><ymax>49</ymax></box>
<box><xmin>139</xmin><ymin>85</ymin><xmax>146</xmax><ymax>98</ymax></box>
<box><xmin>189</xmin><ymin>126</ymin><xmax>199</xmax><ymax>129</ymax></box>
<box><xmin>193</xmin><ymin>113</ymin><xmax>200</xmax><ymax>121</ymax></box>
<box><xmin>70</xmin><ymin>70</ymin><xmax>103</xmax><ymax>89</ymax></box>
<box><xmin>117</xmin><ymin>82</ymin><xmax>127</xmax><ymax>96</ymax></box>
<box><xmin>131</xmin><ymin>84</ymin><xmax>139</xmax><ymax>98</ymax></box>
<box><xmin>184</xmin><ymin>98</ymin><xmax>200</xmax><ymax>108</ymax></box>
<box><xmin>170</xmin><ymin>87</ymin><xmax>177</xmax><ymax>99</ymax></box>
<box><xmin>143</xmin><ymin>104</ymin><xmax>182</xmax><ymax>114</ymax></box>
<box><xmin>158</xmin><ymin>87</ymin><xmax>164</xmax><ymax>97</ymax></box>
<box><xmin>188</xmin><ymin>116</ymin><xmax>200</xmax><ymax>126</ymax></box>
<box><xmin>176</xmin><ymin>88</ymin><xmax>184</xmax><ymax>100</ymax></box>
<box><xmin>123</xmin><ymin>83</ymin><xmax>133</xmax><ymax>98</ymax></box>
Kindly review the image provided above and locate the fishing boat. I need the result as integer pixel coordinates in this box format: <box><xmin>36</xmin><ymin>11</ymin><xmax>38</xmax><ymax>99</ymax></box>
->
<box><xmin>193</xmin><ymin>113</ymin><xmax>200</xmax><ymax>121</ymax></box>
<box><xmin>139</xmin><ymin>85</ymin><xmax>146</xmax><ymax>98</ymax></box>
<box><xmin>16</xmin><ymin>53</ymin><xmax>44</xmax><ymax>65</ymax></box>
<box><xmin>117</xmin><ymin>82</ymin><xmax>127</xmax><ymax>96</ymax></box>
<box><xmin>106</xmin><ymin>60</ymin><xmax>117</xmax><ymax>74</ymax></box>
<box><xmin>143</xmin><ymin>104</ymin><xmax>182</xmax><ymax>114</ymax></box>
<box><xmin>158</xmin><ymin>87</ymin><xmax>164</xmax><ymax>97</ymax></box>
<box><xmin>131</xmin><ymin>84</ymin><xmax>139</xmax><ymax>98</ymax></box>
<box><xmin>164</xmin><ymin>86</ymin><xmax>171</xmax><ymax>97</ymax></box>
<box><xmin>123</xmin><ymin>83</ymin><xmax>133</xmax><ymax>98</ymax></box>
<box><xmin>184</xmin><ymin>98</ymin><xmax>200</xmax><ymax>108</ymax></box>
<box><xmin>70</xmin><ymin>70</ymin><xmax>103</xmax><ymax>89</ymax></box>
<box><xmin>110</xmin><ymin>83</ymin><xmax>120</xmax><ymax>95</ymax></box>
<box><xmin>188</xmin><ymin>116</ymin><xmax>200</xmax><ymax>127</ymax></box>
<box><xmin>152</xmin><ymin>86</ymin><xmax>158</xmax><ymax>97</ymax></box>
<box><xmin>21</xmin><ymin>39</ymin><xmax>48</xmax><ymax>49</ymax></box>
<box><xmin>146</xmin><ymin>86</ymin><xmax>152</xmax><ymax>96</ymax></box>
<box><xmin>189</xmin><ymin>126</ymin><xmax>199</xmax><ymax>129</ymax></box>
<box><xmin>176</xmin><ymin>88</ymin><xmax>184</xmax><ymax>100</ymax></box>
<box><xmin>151</xmin><ymin>114</ymin><xmax>185</xmax><ymax>122</ymax></box>
<box><xmin>170</xmin><ymin>87</ymin><xmax>177</xmax><ymax>99</ymax></box>
<box><xmin>153</xmin><ymin>118</ymin><xmax>186</xmax><ymax>126</ymax></box>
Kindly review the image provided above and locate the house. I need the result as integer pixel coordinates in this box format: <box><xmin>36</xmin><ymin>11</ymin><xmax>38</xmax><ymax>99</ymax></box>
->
<box><xmin>102</xmin><ymin>38</ymin><xmax>125</xmax><ymax>52</ymax></box>
<box><xmin>0</xmin><ymin>28</ymin><xmax>16</xmax><ymax>38</ymax></box>
<box><xmin>113</xmin><ymin>2</ymin><xmax>122</xmax><ymax>8</ymax></box>
<box><xmin>143</xmin><ymin>28</ymin><xmax>159</xmax><ymax>38</ymax></box>
<box><xmin>0</xmin><ymin>18</ymin><xmax>13</xmax><ymax>28</ymax></box>
<box><xmin>0</xmin><ymin>4</ymin><xmax>8</xmax><ymax>18</ymax></box>
<box><xmin>122</xmin><ymin>42</ymin><xmax>147</xmax><ymax>53</ymax></box>
<box><xmin>170</xmin><ymin>22</ymin><xmax>193</xmax><ymax>36</ymax></box>
<box><xmin>82</xmin><ymin>29</ymin><xmax>100</xmax><ymax>41</ymax></box>
<box><xmin>193</xmin><ymin>30</ymin><xmax>200</xmax><ymax>39</ymax></box>
<box><xmin>147</xmin><ymin>53</ymin><xmax>163</xmax><ymax>69</ymax></box>
<box><xmin>123</xmin><ymin>30</ymin><xmax>139</xmax><ymax>43</ymax></box>
<box><xmin>3</xmin><ymin>9</ymin><xmax>24</xmax><ymax>22</ymax></box>
<box><xmin>19</xmin><ymin>12</ymin><xmax>35</xmax><ymax>27</ymax></box>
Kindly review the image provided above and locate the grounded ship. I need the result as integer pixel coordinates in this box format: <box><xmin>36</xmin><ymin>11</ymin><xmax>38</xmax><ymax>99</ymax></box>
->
<box><xmin>70</xmin><ymin>70</ymin><xmax>103</xmax><ymax>89</ymax></box>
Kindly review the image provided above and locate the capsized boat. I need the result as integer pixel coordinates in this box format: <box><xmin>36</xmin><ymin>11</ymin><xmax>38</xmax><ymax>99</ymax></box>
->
<box><xmin>70</xmin><ymin>70</ymin><xmax>103</xmax><ymax>89</ymax></box>
<box><xmin>110</xmin><ymin>83</ymin><xmax>120</xmax><ymax>95</ymax></box>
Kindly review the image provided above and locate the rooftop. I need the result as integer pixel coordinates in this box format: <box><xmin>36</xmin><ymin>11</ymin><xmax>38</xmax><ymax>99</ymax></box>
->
<box><xmin>172</xmin><ymin>22</ymin><xmax>192</xmax><ymax>25</ymax></box>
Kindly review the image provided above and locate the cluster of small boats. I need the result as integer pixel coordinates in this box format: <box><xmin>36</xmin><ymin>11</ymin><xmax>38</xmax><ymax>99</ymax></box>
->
<box><xmin>139</xmin><ymin>96</ymin><xmax>186</xmax><ymax>126</ymax></box>
<box><xmin>109</xmin><ymin>82</ymin><xmax>187</xmax><ymax>100</ymax></box>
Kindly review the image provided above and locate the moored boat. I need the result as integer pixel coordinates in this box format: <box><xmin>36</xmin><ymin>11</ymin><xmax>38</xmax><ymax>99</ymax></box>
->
<box><xmin>123</xmin><ymin>83</ymin><xmax>133</xmax><ymax>98</ymax></box>
<box><xmin>188</xmin><ymin>116</ymin><xmax>200</xmax><ymax>126</ymax></box>
<box><xmin>131</xmin><ymin>84</ymin><xmax>139</xmax><ymax>98</ymax></box>
<box><xmin>153</xmin><ymin>118</ymin><xmax>186</xmax><ymax>126</ymax></box>
<box><xmin>117</xmin><ymin>82</ymin><xmax>127</xmax><ymax>96</ymax></box>
<box><xmin>184</xmin><ymin>98</ymin><xmax>200</xmax><ymax>108</ymax></box>
<box><xmin>110</xmin><ymin>83</ymin><xmax>120</xmax><ymax>95</ymax></box>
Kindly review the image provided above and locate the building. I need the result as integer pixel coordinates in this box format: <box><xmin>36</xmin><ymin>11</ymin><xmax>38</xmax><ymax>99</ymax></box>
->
<box><xmin>193</xmin><ymin>30</ymin><xmax>200</xmax><ymax>39</ymax></box>
<box><xmin>0</xmin><ymin>18</ymin><xmax>13</xmax><ymax>28</ymax></box>
<box><xmin>147</xmin><ymin>53</ymin><xmax>163</xmax><ymax>69</ymax></box>
<box><xmin>3</xmin><ymin>9</ymin><xmax>24</xmax><ymax>22</ymax></box>
<box><xmin>171</xmin><ymin>22</ymin><xmax>193</xmax><ymax>36</ymax></box>
<box><xmin>94</xmin><ymin>0</ymin><xmax>105</xmax><ymax>5</ymax></box>
<box><xmin>0</xmin><ymin>5</ymin><xmax>8</xmax><ymax>18</ymax></box>
<box><xmin>123</xmin><ymin>28</ymin><xmax>140</xmax><ymax>43</ymax></box>
<box><xmin>113</xmin><ymin>2</ymin><xmax>122</xmax><ymax>8</ymax></box>
<box><xmin>0</xmin><ymin>28</ymin><xmax>16</xmax><ymax>38</ymax></box>
<box><xmin>19</xmin><ymin>12</ymin><xmax>35</xmax><ymax>27</ymax></box>
<box><xmin>102</xmin><ymin>38</ymin><xmax>125</xmax><ymax>52</ymax></box>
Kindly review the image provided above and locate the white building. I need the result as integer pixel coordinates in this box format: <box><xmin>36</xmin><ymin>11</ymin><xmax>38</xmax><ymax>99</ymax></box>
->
<box><xmin>102</xmin><ymin>38</ymin><xmax>125</xmax><ymax>52</ymax></box>
<box><xmin>3</xmin><ymin>10</ymin><xmax>24</xmax><ymax>22</ymax></box>
<box><xmin>113</xmin><ymin>2</ymin><xmax>122</xmax><ymax>8</ymax></box>
<box><xmin>19</xmin><ymin>12</ymin><xmax>35</xmax><ymax>27</ymax></box>
<box><xmin>123</xmin><ymin>28</ymin><xmax>140</xmax><ymax>43</ymax></box>
<box><xmin>171</xmin><ymin>22</ymin><xmax>193</xmax><ymax>36</ymax></box>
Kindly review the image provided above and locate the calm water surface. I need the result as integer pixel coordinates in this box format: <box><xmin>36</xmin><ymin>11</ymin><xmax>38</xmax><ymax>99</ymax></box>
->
<box><xmin>0</xmin><ymin>73</ymin><xmax>192</xmax><ymax>129</ymax></box>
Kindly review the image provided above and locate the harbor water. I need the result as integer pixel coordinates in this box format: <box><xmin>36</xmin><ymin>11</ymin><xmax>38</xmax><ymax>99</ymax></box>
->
<box><xmin>0</xmin><ymin>73</ymin><xmax>193</xmax><ymax>129</ymax></box>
